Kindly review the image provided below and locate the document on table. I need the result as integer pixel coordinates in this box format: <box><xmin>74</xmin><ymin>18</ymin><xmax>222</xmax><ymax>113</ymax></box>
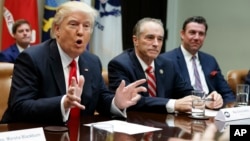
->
<box><xmin>186</xmin><ymin>109</ymin><xmax>218</xmax><ymax>117</ymax></box>
<box><xmin>205</xmin><ymin>109</ymin><xmax>218</xmax><ymax>117</ymax></box>
<box><xmin>84</xmin><ymin>120</ymin><xmax>162</xmax><ymax>135</ymax></box>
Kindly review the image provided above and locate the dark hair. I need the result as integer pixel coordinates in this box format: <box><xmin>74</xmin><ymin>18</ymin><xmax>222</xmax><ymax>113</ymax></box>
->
<box><xmin>182</xmin><ymin>16</ymin><xmax>208</xmax><ymax>32</ymax></box>
<box><xmin>12</xmin><ymin>19</ymin><xmax>31</xmax><ymax>34</ymax></box>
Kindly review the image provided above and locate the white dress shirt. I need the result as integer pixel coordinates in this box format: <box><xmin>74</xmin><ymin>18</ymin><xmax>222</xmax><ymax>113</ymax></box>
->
<box><xmin>180</xmin><ymin>45</ymin><xmax>209</xmax><ymax>94</ymax></box>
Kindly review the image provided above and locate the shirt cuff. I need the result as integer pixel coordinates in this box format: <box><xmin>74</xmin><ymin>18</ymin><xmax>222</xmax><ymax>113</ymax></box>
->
<box><xmin>61</xmin><ymin>95</ymin><xmax>70</xmax><ymax>122</ymax></box>
<box><xmin>166</xmin><ymin>99</ymin><xmax>176</xmax><ymax>113</ymax></box>
<box><xmin>110</xmin><ymin>98</ymin><xmax>127</xmax><ymax>118</ymax></box>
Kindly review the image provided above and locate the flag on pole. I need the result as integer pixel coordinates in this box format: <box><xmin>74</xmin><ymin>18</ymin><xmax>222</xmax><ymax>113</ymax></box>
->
<box><xmin>1</xmin><ymin>0</ymin><xmax>40</xmax><ymax>50</ymax></box>
<box><xmin>90</xmin><ymin>0</ymin><xmax>122</xmax><ymax>69</ymax></box>
<box><xmin>42</xmin><ymin>0</ymin><xmax>72</xmax><ymax>42</ymax></box>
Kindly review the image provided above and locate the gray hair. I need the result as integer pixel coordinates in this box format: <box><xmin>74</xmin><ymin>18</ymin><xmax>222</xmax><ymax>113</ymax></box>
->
<box><xmin>132</xmin><ymin>17</ymin><xmax>164</xmax><ymax>37</ymax></box>
<box><xmin>50</xmin><ymin>1</ymin><xmax>98</xmax><ymax>38</ymax></box>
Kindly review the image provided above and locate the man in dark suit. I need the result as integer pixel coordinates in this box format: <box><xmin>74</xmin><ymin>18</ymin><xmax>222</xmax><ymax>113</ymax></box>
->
<box><xmin>0</xmin><ymin>19</ymin><xmax>32</xmax><ymax>63</ymax></box>
<box><xmin>161</xmin><ymin>16</ymin><xmax>235</xmax><ymax>108</ymax></box>
<box><xmin>108</xmin><ymin>18</ymin><xmax>222</xmax><ymax>114</ymax></box>
<box><xmin>1</xmin><ymin>1</ymin><xmax>147</xmax><ymax>124</ymax></box>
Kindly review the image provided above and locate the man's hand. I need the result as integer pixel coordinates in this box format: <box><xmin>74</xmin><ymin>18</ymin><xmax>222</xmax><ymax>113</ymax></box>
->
<box><xmin>114</xmin><ymin>79</ymin><xmax>147</xmax><ymax>110</ymax></box>
<box><xmin>205</xmin><ymin>91</ymin><xmax>223</xmax><ymax>109</ymax></box>
<box><xmin>175</xmin><ymin>95</ymin><xmax>194</xmax><ymax>112</ymax></box>
<box><xmin>64</xmin><ymin>75</ymin><xmax>85</xmax><ymax>110</ymax></box>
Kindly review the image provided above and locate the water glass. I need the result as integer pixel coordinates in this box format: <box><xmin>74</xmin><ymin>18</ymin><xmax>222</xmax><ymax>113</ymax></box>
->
<box><xmin>91</xmin><ymin>123</ymin><xmax>114</xmax><ymax>141</ymax></box>
<box><xmin>191</xmin><ymin>90</ymin><xmax>206</xmax><ymax>117</ymax></box>
<box><xmin>236</xmin><ymin>84</ymin><xmax>249</xmax><ymax>107</ymax></box>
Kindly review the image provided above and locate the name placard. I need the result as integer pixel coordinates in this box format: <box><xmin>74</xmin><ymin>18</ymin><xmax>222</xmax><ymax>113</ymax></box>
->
<box><xmin>0</xmin><ymin>127</ymin><xmax>46</xmax><ymax>141</ymax></box>
<box><xmin>215</xmin><ymin>106</ymin><xmax>250</xmax><ymax>121</ymax></box>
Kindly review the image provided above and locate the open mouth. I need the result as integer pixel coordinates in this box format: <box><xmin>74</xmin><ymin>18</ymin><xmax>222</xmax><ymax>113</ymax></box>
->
<box><xmin>76</xmin><ymin>40</ymin><xmax>82</xmax><ymax>44</ymax></box>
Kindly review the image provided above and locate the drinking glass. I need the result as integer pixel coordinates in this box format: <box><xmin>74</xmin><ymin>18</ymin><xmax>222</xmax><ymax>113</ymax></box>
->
<box><xmin>90</xmin><ymin>123</ymin><xmax>113</xmax><ymax>141</ymax></box>
<box><xmin>191</xmin><ymin>90</ymin><xmax>206</xmax><ymax>117</ymax></box>
<box><xmin>236</xmin><ymin>84</ymin><xmax>249</xmax><ymax>107</ymax></box>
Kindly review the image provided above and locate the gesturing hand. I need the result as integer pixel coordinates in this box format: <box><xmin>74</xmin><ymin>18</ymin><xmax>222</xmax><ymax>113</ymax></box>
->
<box><xmin>64</xmin><ymin>75</ymin><xmax>85</xmax><ymax>110</ymax></box>
<box><xmin>114</xmin><ymin>79</ymin><xmax>147</xmax><ymax>110</ymax></box>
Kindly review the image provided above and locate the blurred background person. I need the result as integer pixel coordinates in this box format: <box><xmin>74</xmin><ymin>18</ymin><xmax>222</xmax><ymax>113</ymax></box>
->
<box><xmin>0</xmin><ymin>19</ymin><xmax>32</xmax><ymax>63</ymax></box>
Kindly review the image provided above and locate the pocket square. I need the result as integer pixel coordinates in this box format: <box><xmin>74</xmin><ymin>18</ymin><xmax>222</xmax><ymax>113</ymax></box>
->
<box><xmin>210</xmin><ymin>71</ymin><xmax>218</xmax><ymax>78</ymax></box>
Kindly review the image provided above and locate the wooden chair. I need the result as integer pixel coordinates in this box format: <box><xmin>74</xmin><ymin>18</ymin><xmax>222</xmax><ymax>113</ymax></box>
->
<box><xmin>0</xmin><ymin>62</ymin><xmax>14</xmax><ymax>120</ymax></box>
<box><xmin>102</xmin><ymin>70</ymin><xmax>109</xmax><ymax>86</ymax></box>
<box><xmin>226</xmin><ymin>69</ymin><xmax>249</xmax><ymax>94</ymax></box>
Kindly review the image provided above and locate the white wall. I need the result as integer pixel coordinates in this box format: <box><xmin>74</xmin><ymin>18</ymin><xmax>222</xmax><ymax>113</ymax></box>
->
<box><xmin>167</xmin><ymin>0</ymin><xmax>250</xmax><ymax>76</ymax></box>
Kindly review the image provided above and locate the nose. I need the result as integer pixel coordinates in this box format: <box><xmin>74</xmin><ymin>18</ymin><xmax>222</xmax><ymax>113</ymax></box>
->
<box><xmin>77</xmin><ymin>25</ymin><xmax>84</xmax><ymax>36</ymax></box>
<box><xmin>152</xmin><ymin>38</ymin><xmax>160</xmax><ymax>46</ymax></box>
<box><xmin>194</xmin><ymin>33</ymin><xmax>200</xmax><ymax>39</ymax></box>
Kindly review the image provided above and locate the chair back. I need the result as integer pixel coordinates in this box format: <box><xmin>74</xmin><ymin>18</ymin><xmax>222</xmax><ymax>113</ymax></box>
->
<box><xmin>226</xmin><ymin>69</ymin><xmax>248</xmax><ymax>94</ymax></box>
<box><xmin>102</xmin><ymin>70</ymin><xmax>109</xmax><ymax>86</ymax></box>
<box><xmin>0</xmin><ymin>62</ymin><xmax>14</xmax><ymax>120</ymax></box>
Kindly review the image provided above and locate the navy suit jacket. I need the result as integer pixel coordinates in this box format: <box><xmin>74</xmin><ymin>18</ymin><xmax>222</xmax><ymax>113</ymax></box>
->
<box><xmin>108</xmin><ymin>48</ymin><xmax>193</xmax><ymax>113</ymax></box>
<box><xmin>160</xmin><ymin>47</ymin><xmax>235</xmax><ymax>105</ymax></box>
<box><xmin>2</xmin><ymin>39</ymin><xmax>113</xmax><ymax>124</ymax></box>
<box><xmin>0</xmin><ymin>44</ymin><xmax>20</xmax><ymax>63</ymax></box>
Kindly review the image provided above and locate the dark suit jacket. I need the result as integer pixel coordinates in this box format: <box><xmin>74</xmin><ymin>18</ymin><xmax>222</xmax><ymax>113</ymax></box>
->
<box><xmin>0</xmin><ymin>44</ymin><xmax>20</xmax><ymax>63</ymax></box>
<box><xmin>108</xmin><ymin>48</ymin><xmax>193</xmax><ymax>113</ymax></box>
<box><xmin>1</xmin><ymin>39</ymin><xmax>113</xmax><ymax>124</ymax></box>
<box><xmin>160</xmin><ymin>47</ymin><xmax>235</xmax><ymax>105</ymax></box>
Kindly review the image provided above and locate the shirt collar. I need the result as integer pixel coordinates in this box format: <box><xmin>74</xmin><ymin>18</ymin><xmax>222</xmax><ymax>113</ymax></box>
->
<box><xmin>135</xmin><ymin>53</ymin><xmax>155</xmax><ymax>72</ymax></box>
<box><xmin>180</xmin><ymin>45</ymin><xmax>199</xmax><ymax>61</ymax></box>
<box><xmin>16</xmin><ymin>43</ymin><xmax>30</xmax><ymax>52</ymax></box>
<box><xmin>57</xmin><ymin>42</ymin><xmax>79</xmax><ymax>69</ymax></box>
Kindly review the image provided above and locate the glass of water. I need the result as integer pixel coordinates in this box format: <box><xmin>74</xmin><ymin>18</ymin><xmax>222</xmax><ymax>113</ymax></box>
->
<box><xmin>191</xmin><ymin>90</ymin><xmax>206</xmax><ymax>117</ymax></box>
<box><xmin>236</xmin><ymin>84</ymin><xmax>249</xmax><ymax>107</ymax></box>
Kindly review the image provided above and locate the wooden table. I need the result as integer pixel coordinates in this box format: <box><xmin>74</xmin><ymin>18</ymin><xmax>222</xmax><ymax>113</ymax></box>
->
<box><xmin>0</xmin><ymin>111</ymin><xmax>216</xmax><ymax>141</ymax></box>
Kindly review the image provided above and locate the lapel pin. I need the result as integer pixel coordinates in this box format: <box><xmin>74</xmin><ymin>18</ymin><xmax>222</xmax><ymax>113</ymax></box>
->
<box><xmin>84</xmin><ymin>68</ymin><xmax>88</xmax><ymax>71</ymax></box>
<box><xmin>159</xmin><ymin>69</ymin><xmax>164</xmax><ymax>74</ymax></box>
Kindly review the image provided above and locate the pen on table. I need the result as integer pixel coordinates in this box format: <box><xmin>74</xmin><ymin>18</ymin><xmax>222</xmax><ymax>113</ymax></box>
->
<box><xmin>205</xmin><ymin>98</ymin><xmax>214</xmax><ymax>101</ymax></box>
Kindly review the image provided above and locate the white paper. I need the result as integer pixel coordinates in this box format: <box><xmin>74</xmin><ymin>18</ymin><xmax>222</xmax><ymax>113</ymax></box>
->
<box><xmin>205</xmin><ymin>109</ymin><xmax>218</xmax><ymax>117</ymax></box>
<box><xmin>0</xmin><ymin>127</ymin><xmax>46</xmax><ymax>141</ymax></box>
<box><xmin>215</xmin><ymin>106</ymin><xmax>250</xmax><ymax>121</ymax></box>
<box><xmin>84</xmin><ymin>120</ymin><xmax>162</xmax><ymax>135</ymax></box>
<box><xmin>186</xmin><ymin>108</ymin><xmax>218</xmax><ymax>117</ymax></box>
<box><xmin>215</xmin><ymin>118</ymin><xmax>250</xmax><ymax>132</ymax></box>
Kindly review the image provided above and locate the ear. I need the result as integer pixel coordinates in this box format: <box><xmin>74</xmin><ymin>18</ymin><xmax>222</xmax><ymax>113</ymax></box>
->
<box><xmin>180</xmin><ymin>30</ymin><xmax>185</xmax><ymax>40</ymax></box>
<box><xmin>54</xmin><ymin>25</ymin><xmax>60</xmax><ymax>36</ymax></box>
<box><xmin>132</xmin><ymin>35</ymin><xmax>138</xmax><ymax>47</ymax></box>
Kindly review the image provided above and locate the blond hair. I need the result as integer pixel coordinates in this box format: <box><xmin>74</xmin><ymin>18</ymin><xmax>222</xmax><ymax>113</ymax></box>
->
<box><xmin>50</xmin><ymin>1</ymin><xmax>98</xmax><ymax>38</ymax></box>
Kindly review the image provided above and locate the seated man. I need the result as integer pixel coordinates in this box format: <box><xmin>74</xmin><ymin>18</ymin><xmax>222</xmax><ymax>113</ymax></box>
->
<box><xmin>160</xmin><ymin>16</ymin><xmax>235</xmax><ymax>107</ymax></box>
<box><xmin>108</xmin><ymin>17</ymin><xmax>223</xmax><ymax>114</ymax></box>
<box><xmin>1</xmin><ymin>1</ymin><xmax>146</xmax><ymax>125</ymax></box>
<box><xmin>0</xmin><ymin>19</ymin><xmax>32</xmax><ymax>63</ymax></box>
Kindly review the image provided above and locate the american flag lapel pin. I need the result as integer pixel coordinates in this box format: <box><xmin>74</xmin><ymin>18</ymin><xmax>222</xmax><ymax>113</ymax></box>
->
<box><xmin>159</xmin><ymin>69</ymin><xmax>164</xmax><ymax>74</ymax></box>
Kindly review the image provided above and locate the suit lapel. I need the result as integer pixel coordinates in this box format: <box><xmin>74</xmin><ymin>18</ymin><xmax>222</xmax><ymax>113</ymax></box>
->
<box><xmin>49</xmin><ymin>40</ymin><xmax>66</xmax><ymax>95</ymax></box>
<box><xmin>198</xmin><ymin>53</ymin><xmax>214</xmax><ymax>90</ymax></box>
<box><xmin>129</xmin><ymin>50</ymin><xmax>149</xmax><ymax>94</ymax></box>
<box><xmin>154</xmin><ymin>59</ymin><xmax>165</xmax><ymax>97</ymax></box>
<box><xmin>176</xmin><ymin>48</ymin><xmax>191</xmax><ymax>83</ymax></box>
<box><xmin>78</xmin><ymin>55</ymin><xmax>92</xmax><ymax>105</ymax></box>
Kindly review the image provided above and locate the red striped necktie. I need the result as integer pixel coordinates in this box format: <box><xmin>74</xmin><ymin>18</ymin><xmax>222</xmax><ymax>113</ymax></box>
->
<box><xmin>146</xmin><ymin>66</ymin><xmax>156</xmax><ymax>97</ymax></box>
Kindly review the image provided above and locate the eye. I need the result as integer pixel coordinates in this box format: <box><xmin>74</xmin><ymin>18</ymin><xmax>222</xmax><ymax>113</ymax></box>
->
<box><xmin>83</xmin><ymin>23</ymin><xmax>91</xmax><ymax>30</ymax></box>
<box><xmin>69</xmin><ymin>21</ymin><xmax>78</xmax><ymax>27</ymax></box>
